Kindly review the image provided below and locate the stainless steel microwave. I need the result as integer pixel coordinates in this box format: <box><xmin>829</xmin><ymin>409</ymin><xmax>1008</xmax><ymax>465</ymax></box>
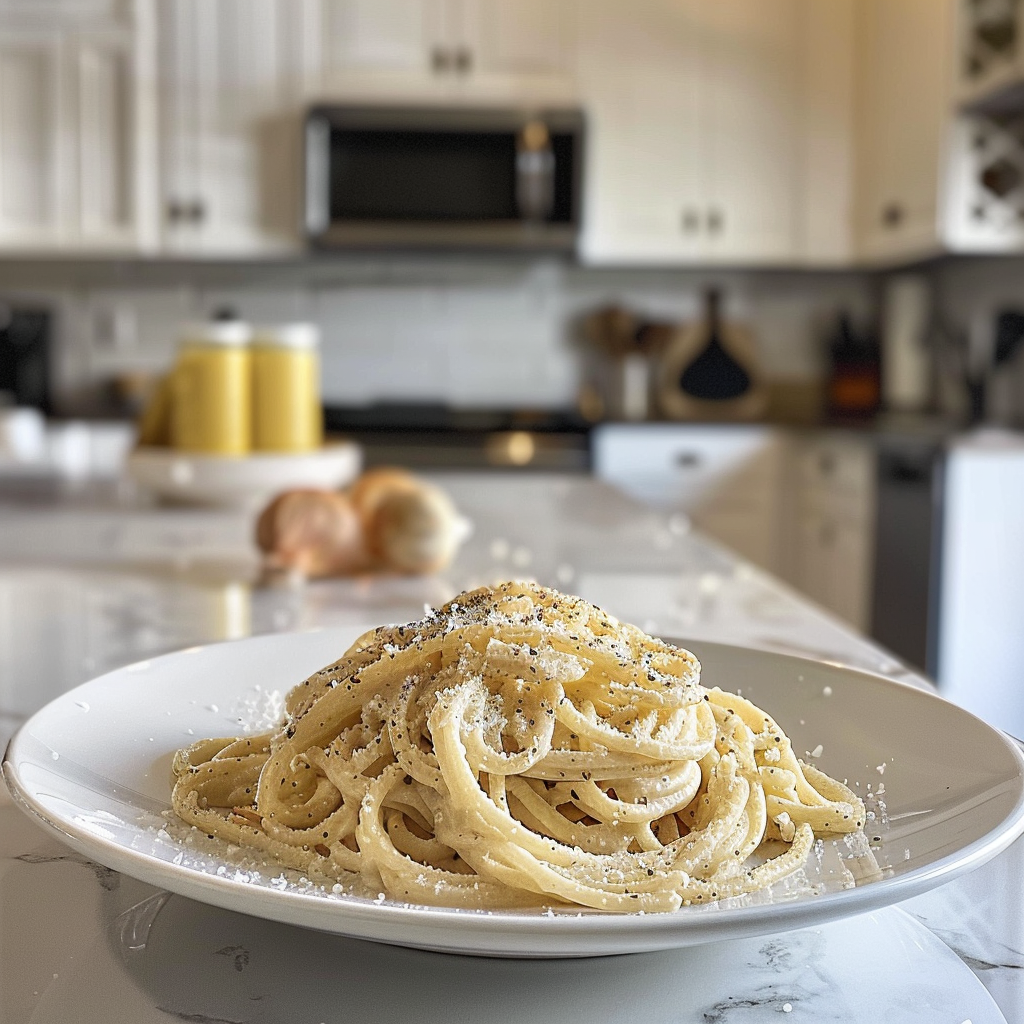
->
<box><xmin>303</xmin><ymin>105</ymin><xmax>584</xmax><ymax>252</ymax></box>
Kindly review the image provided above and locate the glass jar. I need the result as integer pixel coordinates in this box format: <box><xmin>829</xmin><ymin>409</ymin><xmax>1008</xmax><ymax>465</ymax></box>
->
<box><xmin>170</xmin><ymin>321</ymin><xmax>253</xmax><ymax>455</ymax></box>
<box><xmin>251</xmin><ymin>323</ymin><xmax>322</xmax><ymax>452</ymax></box>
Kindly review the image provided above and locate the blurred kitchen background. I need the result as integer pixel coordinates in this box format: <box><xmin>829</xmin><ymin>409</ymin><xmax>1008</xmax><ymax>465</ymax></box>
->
<box><xmin>1</xmin><ymin>0</ymin><xmax>1024</xmax><ymax>725</ymax></box>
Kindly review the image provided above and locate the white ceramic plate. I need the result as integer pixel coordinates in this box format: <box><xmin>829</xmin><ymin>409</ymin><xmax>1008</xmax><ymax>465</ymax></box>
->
<box><xmin>5</xmin><ymin>628</ymin><xmax>1024</xmax><ymax>958</ymax></box>
<box><xmin>125</xmin><ymin>443</ymin><xmax>361</xmax><ymax>507</ymax></box>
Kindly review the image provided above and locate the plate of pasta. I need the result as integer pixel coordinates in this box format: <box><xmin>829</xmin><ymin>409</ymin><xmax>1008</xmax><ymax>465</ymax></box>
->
<box><xmin>5</xmin><ymin>582</ymin><xmax>1024</xmax><ymax>958</ymax></box>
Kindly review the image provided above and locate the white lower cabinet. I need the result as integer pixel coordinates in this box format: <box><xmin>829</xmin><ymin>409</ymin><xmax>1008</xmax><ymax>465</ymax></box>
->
<box><xmin>590</xmin><ymin>424</ymin><xmax>786</xmax><ymax>574</ymax></box>
<box><xmin>783</xmin><ymin>434</ymin><xmax>876</xmax><ymax>631</ymax></box>
<box><xmin>592</xmin><ymin>425</ymin><xmax>877</xmax><ymax>629</ymax></box>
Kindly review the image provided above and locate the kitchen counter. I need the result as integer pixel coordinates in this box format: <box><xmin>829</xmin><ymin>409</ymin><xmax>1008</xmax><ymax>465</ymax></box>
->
<box><xmin>1</xmin><ymin>473</ymin><xmax>1021</xmax><ymax>1023</ymax></box>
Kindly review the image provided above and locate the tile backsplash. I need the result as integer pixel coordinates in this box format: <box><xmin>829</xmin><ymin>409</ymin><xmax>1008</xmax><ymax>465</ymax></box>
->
<box><xmin>2</xmin><ymin>257</ymin><xmax>879</xmax><ymax>417</ymax></box>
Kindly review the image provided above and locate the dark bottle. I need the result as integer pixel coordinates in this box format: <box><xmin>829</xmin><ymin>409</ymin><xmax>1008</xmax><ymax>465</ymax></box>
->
<box><xmin>678</xmin><ymin>288</ymin><xmax>751</xmax><ymax>401</ymax></box>
<box><xmin>825</xmin><ymin>312</ymin><xmax>880</xmax><ymax>419</ymax></box>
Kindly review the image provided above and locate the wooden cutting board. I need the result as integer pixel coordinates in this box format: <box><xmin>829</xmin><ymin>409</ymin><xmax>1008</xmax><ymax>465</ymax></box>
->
<box><xmin>655</xmin><ymin>320</ymin><xmax>767</xmax><ymax>420</ymax></box>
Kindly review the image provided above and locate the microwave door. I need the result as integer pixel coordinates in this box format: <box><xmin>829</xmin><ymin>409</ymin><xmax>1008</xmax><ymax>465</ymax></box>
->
<box><xmin>304</xmin><ymin>106</ymin><xmax>582</xmax><ymax>250</ymax></box>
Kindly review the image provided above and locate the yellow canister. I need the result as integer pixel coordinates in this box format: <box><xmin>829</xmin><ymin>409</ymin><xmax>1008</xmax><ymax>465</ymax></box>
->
<box><xmin>170</xmin><ymin>321</ymin><xmax>253</xmax><ymax>455</ymax></box>
<box><xmin>251</xmin><ymin>323</ymin><xmax>323</xmax><ymax>452</ymax></box>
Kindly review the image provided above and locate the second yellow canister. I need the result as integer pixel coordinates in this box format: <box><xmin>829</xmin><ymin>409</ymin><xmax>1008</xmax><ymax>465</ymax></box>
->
<box><xmin>170</xmin><ymin>320</ymin><xmax>253</xmax><ymax>455</ymax></box>
<box><xmin>251</xmin><ymin>323</ymin><xmax>323</xmax><ymax>452</ymax></box>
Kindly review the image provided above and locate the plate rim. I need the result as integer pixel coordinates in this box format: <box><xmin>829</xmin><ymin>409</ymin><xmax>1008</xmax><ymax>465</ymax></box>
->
<box><xmin>6</xmin><ymin>628</ymin><xmax>1024</xmax><ymax>955</ymax></box>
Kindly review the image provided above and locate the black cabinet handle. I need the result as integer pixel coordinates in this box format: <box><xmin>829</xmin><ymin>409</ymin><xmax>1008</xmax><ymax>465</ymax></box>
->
<box><xmin>882</xmin><ymin>203</ymin><xmax>904</xmax><ymax>228</ymax></box>
<box><xmin>707</xmin><ymin>208</ymin><xmax>723</xmax><ymax>234</ymax></box>
<box><xmin>168</xmin><ymin>199</ymin><xmax>205</xmax><ymax>224</ymax></box>
<box><xmin>431</xmin><ymin>47</ymin><xmax>452</xmax><ymax>73</ymax></box>
<box><xmin>454</xmin><ymin>47</ymin><xmax>473</xmax><ymax>74</ymax></box>
<box><xmin>681</xmin><ymin>208</ymin><xmax>700</xmax><ymax>233</ymax></box>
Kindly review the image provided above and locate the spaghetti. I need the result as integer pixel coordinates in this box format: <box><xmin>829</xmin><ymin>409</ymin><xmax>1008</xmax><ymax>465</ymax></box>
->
<box><xmin>171</xmin><ymin>581</ymin><xmax>865</xmax><ymax>913</ymax></box>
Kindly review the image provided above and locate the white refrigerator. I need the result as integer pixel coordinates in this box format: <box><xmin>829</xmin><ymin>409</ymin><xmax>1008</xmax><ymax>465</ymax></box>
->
<box><xmin>937</xmin><ymin>431</ymin><xmax>1024</xmax><ymax>737</ymax></box>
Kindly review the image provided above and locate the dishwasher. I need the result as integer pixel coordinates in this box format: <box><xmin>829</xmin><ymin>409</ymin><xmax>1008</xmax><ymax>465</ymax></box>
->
<box><xmin>869</xmin><ymin>435</ymin><xmax>945</xmax><ymax>676</ymax></box>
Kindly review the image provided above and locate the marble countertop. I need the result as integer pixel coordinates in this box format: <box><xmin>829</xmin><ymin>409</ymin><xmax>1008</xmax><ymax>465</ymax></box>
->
<box><xmin>0</xmin><ymin>473</ymin><xmax>1021</xmax><ymax>1023</ymax></box>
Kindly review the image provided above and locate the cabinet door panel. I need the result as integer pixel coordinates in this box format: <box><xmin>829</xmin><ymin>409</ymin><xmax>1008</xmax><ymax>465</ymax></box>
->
<box><xmin>855</xmin><ymin>0</ymin><xmax>951</xmax><ymax>260</ymax></box>
<box><xmin>0</xmin><ymin>36</ymin><xmax>62</xmax><ymax>243</ymax></box>
<box><xmin>75</xmin><ymin>36</ymin><xmax>132</xmax><ymax>241</ymax></box>
<box><xmin>199</xmin><ymin>0</ymin><xmax>285</xmax><ymax>251</ymax></box>
<box><xmin>577</xmin><ymin>0</ymin><xmax>704</xmax><ymax>262</ymax></box>
<box><xmin>321</xmin><ymin>0</ymin><xmax>444</xmax><ymax>78</ymax></box>
<box><xmin>157</xmin><ymin>0</ymin><xmax>301</xmax><ymax>254</ymax></box>
<box><xmin>157</xmin><ymin>0</ymin><xmax>202</xmax><ymax>250</ymax></box>
<box><xmin>459</xmin><ymin>0</ymin><xmax>571</xmax><ymax>79</ymax></box>
<box><xmin>796</xmin><ymin>0</ymin><xmax>855</xmax><ymax>263</ymax></box>
<box><xmin>702</xmin><ymin>0</ymin><xmax>800</xmax><ymax>262</ymax></box>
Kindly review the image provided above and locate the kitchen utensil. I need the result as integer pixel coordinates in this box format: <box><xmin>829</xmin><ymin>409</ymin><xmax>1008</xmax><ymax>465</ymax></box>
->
<box><xmin>656</xmin><ymin>289</ymin><xmax>765</xmax><ymax>420</ymax></box>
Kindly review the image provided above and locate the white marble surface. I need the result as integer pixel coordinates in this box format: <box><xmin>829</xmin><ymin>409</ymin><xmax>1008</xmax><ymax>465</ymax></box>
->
<box><xmin>0</xmin><ymin>472</ymin><xmax>1020</xmax><ymax>1023</ymax></box>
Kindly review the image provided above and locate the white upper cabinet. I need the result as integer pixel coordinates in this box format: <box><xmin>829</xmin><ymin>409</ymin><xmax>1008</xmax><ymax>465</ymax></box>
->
<box><xmin>954</xmin><ymin>0</ymin><xmax>1024</xmax><ymax>108</ymax></box>
<box><xmin>156</xmin><ymin>0</ymin><xmax>304</xmax><ymax>255</ymax></box>
<box><xmin>0</xmin><ymin>30</ymin><xmax>63</xmax><ymax>248</ymax></box>
<box><xmin>318</xmin><ymin>0</ymin><xmax>447</xmax><ymax>85</ymax></box>
<box><xmin>74</xmin><ymin>30</ymin><xmax>136</xmax><ymax>247</ymax></box>
<box><xmin>853</xmin><ymin>0</ymin><xmax>953</xmax><ymax>264</ymax></box>
<box><xmin>314</xmin><ymin>0</ymin><xmax>577</xmax><ymax>103</ymax></box>
<box><xmin>701</xmin><ymin>0</ymin><xmax>802</xmax><ymax>263</ymax></box>
<box><xmin>944</xmin><ymin>0</ymin><xmax>1024</xmax><ymax>253</ymax></box>
<box><xmin>459</xmin><ymin>0</ymin><xmax>575</xmax><ymax>97</ymax></box>
<box><xmin>796</xmin><ymin>0</ymin><xmax>856</xmax><ymax>264</ymax></box>
<box><xmin>0</xmin><ymin>0</ymin><xmax>969</xmax><ymax>263</ymax></box>
<box><xmin>0</xmin><ymin>3</ymin><xmax>152</xmax><ymax>252</ymax></box>
<box><xmin>578</xmin><ymin>0</ymin><xmax>847</xmax><ymax>267</ymax></box>
<box><xmin>577</xmin><ymin>0</ymin><xmax>705</xmax><ymax>263</ymax></box>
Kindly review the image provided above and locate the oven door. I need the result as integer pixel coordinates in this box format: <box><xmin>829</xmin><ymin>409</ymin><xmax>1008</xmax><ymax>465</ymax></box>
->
<box><xmin>304</xmin><ymin>106</ymin><xmax>582</xmax><ymax>250</ymax></box>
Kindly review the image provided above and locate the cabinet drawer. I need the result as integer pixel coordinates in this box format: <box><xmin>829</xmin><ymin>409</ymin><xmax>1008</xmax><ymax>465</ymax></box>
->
<box><xmin>793</xmin><ymin>437</ymin><xmax>875</xmax><ymax>519</ymax></box>
<box><xmin>792</xmin><ymin>510</ymin><xmax>873</xmax><ymax>630</ymax></box>
<box><xmin>591</xmin><ymin>424</ymin><xmax>781</xmax><ymax>510</ymax></box>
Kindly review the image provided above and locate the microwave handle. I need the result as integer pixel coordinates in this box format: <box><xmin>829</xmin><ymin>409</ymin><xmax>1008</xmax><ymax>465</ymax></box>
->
<box><xmin>516</xmin><ymin>120</ymin><xmax>555</xmax><ymax>222</ymax></box>
<box><xmin>305</xmin><ymin>114</ymin><xmax>331</xmax><ymax>237</ymax></box>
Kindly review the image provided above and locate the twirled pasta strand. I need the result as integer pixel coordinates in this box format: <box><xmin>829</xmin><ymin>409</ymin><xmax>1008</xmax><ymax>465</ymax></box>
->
<box><xmin>171</xmin><ymin>581</ymin><xmax>866</xmax><ymax>912</ymax></box>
